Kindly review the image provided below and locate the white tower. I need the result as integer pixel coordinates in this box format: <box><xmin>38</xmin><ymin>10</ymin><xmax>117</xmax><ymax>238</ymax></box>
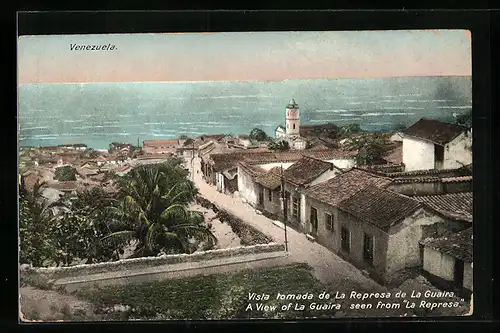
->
<box><xmin>285</xmin><ymin>99</ymin><xmax>300</xmax><ymax>136</ymax></box>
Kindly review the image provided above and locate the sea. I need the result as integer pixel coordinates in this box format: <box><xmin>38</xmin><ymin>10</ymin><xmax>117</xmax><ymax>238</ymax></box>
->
<box><xmin>18</xmin><ymin>76</ymin><xmax>472</xmax><ymax>150</ymax></box>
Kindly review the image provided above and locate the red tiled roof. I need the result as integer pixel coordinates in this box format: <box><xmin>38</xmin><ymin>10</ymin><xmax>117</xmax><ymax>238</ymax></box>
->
<box><xmin>200</xmin><ymin>134</ymin><xmax>227</xmax><ymax>142</ymax></box>
<box><xmin>237</xmin><ymin>162</ymin><xmax>266</xmax><ymax>178</ymax></box>
<box><xmin>421</xmin><ymin>227</ymin><xmax>472</xmax><ymax>262</ymax></box>
<box><xmin>137</xmin><ymin>154</ymin><xmax>172</xmax><ymax>160</ymax></box>
<box><xmin>255</xmin><ymin>166</ymin><xmax>282</xmax><ymax>190</ymax></box>
<box><xmin>209</xmin><ymin>149</ymin><xmax>354</xmax><ymax>172</ymax></box>
<box><xmin>385</xmin><ymin>167</ymin><xmax>471</xmax><ymax>179</ymax></box>
<box><xmin>48</xmin><ymin>181</ymin><xmax>78</xmax><ymax>191</ymax></box>
<box><xmin>441</xmin><ymin>176</ymin><xmax>472</xmax><ymax>183</ymax></box>
<box><xmin>403</xmin><ymin>118</ymin><xmax>466</xmax><ymax>145</ymax></box>
<box><xmin>414</xmin><ymin>192</ymin><xmax>472</xmax><ymax>222</ymax></box>
<box><xmin>283</xmin><ymin>156</ymin><xmax>334</xmax><ymax>186</ymax></box>
<box><xmin>383</xmin><ymin>142</ymin><xmax>403</xmax><ymax>164</ymax></box>
<box><xmin>305</xmin><ymin>168</ymin><xmax>393</xmax><ymax>207</ymax></box>
<box><xmin>338</xmin><ymin>186</ymin><xmax>423</xmax><ymax>231</ymax></box>
<box><xmin>143</xmin><ymin>140</ymin><xmax>180</xmax><ymax>148</ymax></box>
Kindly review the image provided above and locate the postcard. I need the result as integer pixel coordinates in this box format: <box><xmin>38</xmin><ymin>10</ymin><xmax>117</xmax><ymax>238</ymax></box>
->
<box><xmin>18</xmin><ymin>29</ymin><xmax>473</xmax><ymax>321</ymax></box>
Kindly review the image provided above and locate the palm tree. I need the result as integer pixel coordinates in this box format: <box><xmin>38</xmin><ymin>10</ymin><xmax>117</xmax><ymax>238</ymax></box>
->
<box><xmin>19</xmin><ymin>179</ymin><xmax>58</xmax><ymax>267</ymax></box>
<box><xmin>103</xmin><ymin>163</ymin><xmax>217</xmax><ymax>257</ymax></box>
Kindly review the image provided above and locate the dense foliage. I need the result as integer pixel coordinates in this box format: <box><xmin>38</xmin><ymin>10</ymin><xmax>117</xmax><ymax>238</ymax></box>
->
<box><xmin>103</xmin><ymin>161</ymin><xmax>216</xmax><ymax>257</ymax></box>
<box><xmin>19</xmin><ymin>181</ymin><xmax>58</xmax><ymax>267</ymax></box>
<box><xmin>54</xmin><ymin>165</ymin><xmax>77</xmax><ymax>181</ymax></box>
<box><xmin>340</xmin><ymin>123</ymin><xmax>362</xmax><ymax>135</ymax></box>
<box><xmin>345</xmin><ymin>134</ymin><xmax>388</xmax><ymax>165</ymax></box>
<box><xmin>267</xmin><ymin>139</ymin><xmax>290</xmax><ymax>151</ymax></box>
<box><xmin>19</xmin><ymin>160</ymin><xmax>217</xmax><ymax>267</ymax></box>
<box><xmin>249</xmin><ymin>128</ymin><xmax>268</xmax><ymax>142</ymax></box>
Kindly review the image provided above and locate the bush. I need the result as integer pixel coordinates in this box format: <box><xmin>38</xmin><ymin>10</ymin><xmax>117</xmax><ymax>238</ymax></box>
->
<box><xmin>54</xmin><ymin>165</ymin><xmax>77</xmax><ymax>181</ymax></box>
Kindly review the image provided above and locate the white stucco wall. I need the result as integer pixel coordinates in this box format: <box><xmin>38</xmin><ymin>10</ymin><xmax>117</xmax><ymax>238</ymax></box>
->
<box><xmin>463</xmin><ymin>262</ymin><xmax>473</xmax><ymax>291</ymax></box>
<box><xmin>444</xmin><ymin>131</ymin><xmax>472</xmax><ymax>169</ymax></box>
<box><xmin>390</xmin><ymin>133</ymin><xmax>404</xmax><ymax>142</ymax></box>
<box><xmin>237</xmin><ymin>166</ymin><xmax>259</xmax><ymax>206</ymax></box>
<box><xmin>216</xmin><ymin>172</ymin><xmax>225</xmax><ymax>192</ymax></box>
<box><xmin>402</xmin><ymin>137</ymin><xmax>435</xmax><ymax>171</ymax></box>
<box><xmin>291</xmin><ymin>139</ymin><xmax>307</xmax><ymax>150</ymax></box>
<box><xmin>300</xmin><ymin>193</ymin><xmax>307</xmax><ymax>225</ymax></box>
<box><xmin>325</xmin><ymin>158</ymin><xmax>356</xmax><ymax>169</ymax></box>
<box><xmin>309</xmin><ymin>169</ymin><xmax>341</xmax><ymax>187</ymax></box>
<box><xmin>386</xmin><ymin>209</ymin><xmax>444</xmax><ymax>274</ymax></box>
<box><xmin>423</xmin><ymin>247</ymin><xmax>455</xmax><ymax>281</ymax></box>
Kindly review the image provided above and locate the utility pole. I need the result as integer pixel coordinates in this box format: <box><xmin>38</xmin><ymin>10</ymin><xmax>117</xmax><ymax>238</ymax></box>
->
<box><xmin>281</xmin><ymin>164</ymin><xmax>289</xmax><ymax>252</ymax></box>
<box><xmin>191</xmin><ymin>139</ymin><xmax>195</xmax><ymax>181</ymax></box>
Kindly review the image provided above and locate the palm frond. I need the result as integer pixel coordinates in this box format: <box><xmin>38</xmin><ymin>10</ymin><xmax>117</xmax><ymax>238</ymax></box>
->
<box><xmin>101</xmin><ymin>230</ymin><xmax>135</xmax><ymax>243</ymax></box>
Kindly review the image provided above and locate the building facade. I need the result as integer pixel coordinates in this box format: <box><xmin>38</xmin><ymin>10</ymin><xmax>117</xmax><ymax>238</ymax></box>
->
<box><xmin>402</xmin><ymin>118</ymin><xmax>472</xmax><ymax>172</ymax></box>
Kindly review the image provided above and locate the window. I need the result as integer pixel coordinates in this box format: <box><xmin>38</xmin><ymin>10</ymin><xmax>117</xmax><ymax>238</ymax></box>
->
<box><xmin>268</xmin><ymin>189</ymin><xmax>273</xmax><ymax>202</ymax></box>
<box><xmin>292</xmin><ymin>197</ymin><xmax>300</xmax><ymax>218</ymax></box>
<box><xmin>325</xmin><ymin>213</ymin><xmax>334</xmax><ymax>232</ymax></box>
<box><xmin>363</xmin><ymin>233</ymin><xmax>374</xmax><ymax>266</ymax></box>
<box><xmin>434</xmin><ymin>144</ymin><xmax>444</xmax><ymax>162</ymax></box>
<box><xmin>310</xmin><ymin>207</ymin><xmax>318</xmax><ymax>229</ymax></box>
<box><xmin>341</xmin><ymin>227</ymin><xmax>350</xmax><ymax>252</ymax></box>
<box><xmin>293</xmin><ymin>124</ymin><xmax>296</xmax><ymax>129</ymax></box>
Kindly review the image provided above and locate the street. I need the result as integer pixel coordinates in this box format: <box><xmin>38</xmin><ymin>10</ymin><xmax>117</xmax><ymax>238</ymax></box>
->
<box><xmin>190</xmin><ymin>157</ymin><xmax>384</xmax><ymax>292</ymax></box>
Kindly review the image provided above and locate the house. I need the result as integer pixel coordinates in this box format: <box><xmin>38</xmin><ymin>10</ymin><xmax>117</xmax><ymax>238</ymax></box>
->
<box><xmin>382</xmin><ymin>142</ymin><xmax>403</xmax><ymax>165</ymax></box>
<box><xmin>275</xmin><ymin>125</ymin><xmax>286</xmax><ymax>139</ymax></box>
<box><xmin>303</xmin><ymin>168</ymin><xmax>394</xmax><ymax>241</ymax></box>
<box><xmin>413</xmin><ymin>192</ymin><xmax>472</xmax><ymax>231</ymax></box>
<box><xmin>420</xmin><ymin>227</ymin><xmax>472</xmax><ymax>298</ymax></box>
<box><xmin>385</xmin><ymin>168</ymin><xmax>472</xmax><ymax>196</ymax></box>
<box><xmin>402</xmin><ymin>118</ymin><xmax>472</xmax><ymax>171</ymax></box>
<box><xmin>215</xmin><ymin>167</ymin><xmax>239</xmax><ymax>194</ymax></box>
<box><xmin>334</xmin><ymin>186</ymin><xmax>450</xmax><ymax>284</ymax></box>
<box><xmin>236</xmin><ymin>135</ymin><xmax>252</xmax><ymax>148</ymax></box>
<box><xmin>109</xmin><ymin>142</ymin><xmax>133</xmax><ymax>153</ymax></box>
<box><xmin>58</xmin><ymin>143</ymin><xmax>87</xmax><ymax>151</ymax></box>
<box><xmin>76</xmin><ymin>167</ymin><xmax>99</xmax><ymax>178</ymax></box>
<box><xmin>218</xmin><ymin>149</ymin><xmax>356</xmax><ymax>199</ymax></box>
<box><xmin>277</xmin><ymin>156</ymin><xmax>343</xmax><ymax>230</ymax></box>
<box><xmin>143</xmin><ymin>139</ymin><xmax>180</xmax><ymax>155</ymax></box>
<box><xmin>389</xmin><ymin>132</ymin><xmax>404</xmax><ymax>142</ymax></box>
<box><xmin>253</xmin><ymin>166</ymin><xmax>283</xmax><ymax>216</ymax></box>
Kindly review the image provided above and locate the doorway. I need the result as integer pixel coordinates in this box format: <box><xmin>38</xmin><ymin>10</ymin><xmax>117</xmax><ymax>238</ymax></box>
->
<box><xmin>454</xmin><ymin>259</ymin><xmax>464</xmax><ymax>288</ymax></box>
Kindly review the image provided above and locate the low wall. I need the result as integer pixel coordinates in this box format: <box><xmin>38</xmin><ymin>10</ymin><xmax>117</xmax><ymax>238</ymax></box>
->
<box><xmin>21</xmin><ymin>242</ymin><xmax>285</xmax><ymax>281</ymax></box>
<box><xmin>196</xmin><ymin>195</ymin><xmax>275</xmax><ymax>245</ymax></box>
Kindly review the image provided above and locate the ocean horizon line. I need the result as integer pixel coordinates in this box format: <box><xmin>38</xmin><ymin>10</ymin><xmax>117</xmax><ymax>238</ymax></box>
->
<box><xmin>18</xmin><ymin>74</ymin><xmax>472</xmax><ymax>86</ymax></box>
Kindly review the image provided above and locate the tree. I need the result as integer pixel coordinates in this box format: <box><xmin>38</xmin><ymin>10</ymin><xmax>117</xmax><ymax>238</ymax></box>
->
<box><xmin>249</xmin><ymin>128</ymin><xmax>268</xmax><ymax>142</ymax></box>
<box><xmin>340</xmin><ymin>123</ymin><xmax>362</xmax><ymax>135</ymax></box>
<box><xmin>345</xmin><ymin>134</ymin><xmax>388</xmax><ymax>165</ymax></box>
<box><xmin>103</xmin><ymin>162</ymin><xmax>217</xmax><ymax>257</ymax></box>
<box><xmin>183</xmin><ymin>138</ymin><xmax>194</xmax><ymax>147</ymax></box>
<box><xmin>268</xmin><ymin>139</ymin><xmax>290</xmax><ymax>151</ymax></box>
<box><xmin>54</xmin><ymin>165</ymin><xmax>77</xmax><ymax>181</ymax></box>
<box><xmin>19</xmin><ymin>180</ymin><xmax>58</xmax><ymax>267</ymax></box>
<box><xmin>52</xmin><ymin>187</ymin><xmax>126</xmax><ymax>265</ymax></box>
<box><xmin>455</xmin><ymin>109</ymin><xmax>472</xmax><ymax>128</ymax></box>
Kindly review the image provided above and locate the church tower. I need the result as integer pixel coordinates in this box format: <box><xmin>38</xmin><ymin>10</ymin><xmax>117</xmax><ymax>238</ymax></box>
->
<box><xmin>285</xmin><ymin>99</ymin><xmax>300</xmax><ymax>136</ymax></box>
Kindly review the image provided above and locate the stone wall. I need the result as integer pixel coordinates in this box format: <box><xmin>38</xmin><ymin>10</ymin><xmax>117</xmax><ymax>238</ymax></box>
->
<box><xmin>21</xmin><ymin>242</ymin><xmax>285</xmax><ymax>281</ymax></box>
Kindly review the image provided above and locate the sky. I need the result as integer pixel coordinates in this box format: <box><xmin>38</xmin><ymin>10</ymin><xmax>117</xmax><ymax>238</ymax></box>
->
<box><xmin>18</xmin><ymin>30</ymin><xmax>471</xmax><ymax>84</ymax></box>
